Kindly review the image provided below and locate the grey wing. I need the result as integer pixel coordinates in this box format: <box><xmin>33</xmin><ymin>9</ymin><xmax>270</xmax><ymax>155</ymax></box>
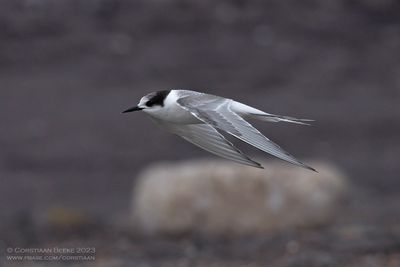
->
<box><xmin>177</xmin><ymin>95</ymin><xmax>316</xmax><ymax>171</ymax></box>
<box><xmin>163</xmin><ymin>123</ymin><xmax>263</xmax><ymax>168</ymax></box>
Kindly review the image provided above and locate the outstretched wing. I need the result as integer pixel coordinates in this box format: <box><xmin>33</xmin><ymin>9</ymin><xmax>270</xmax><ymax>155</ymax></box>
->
<box><xmin>161</xmin><ymin>122</ymin><xmax>263</xmax><ymax>168</ymax></box>
<box><xmin>176</xmin><ymin>94</ymin><xmax>316</xmax><ymax>171</ymax></box>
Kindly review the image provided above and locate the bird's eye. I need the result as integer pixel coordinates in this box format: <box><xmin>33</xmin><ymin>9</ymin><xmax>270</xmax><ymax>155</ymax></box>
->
<box><xmin>145</xmin><ymin>100</ymin><xmax>153</xmax><ymax>107</ymax></box>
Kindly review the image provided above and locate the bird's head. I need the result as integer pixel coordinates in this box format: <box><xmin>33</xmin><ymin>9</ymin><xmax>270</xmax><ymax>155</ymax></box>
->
<box><xmin>122</xmin><ymin>90</ymin><xmax>171</xmax><ymax>113</ymax></box>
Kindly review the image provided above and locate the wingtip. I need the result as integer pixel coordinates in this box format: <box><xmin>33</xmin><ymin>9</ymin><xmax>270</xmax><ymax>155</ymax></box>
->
<box><xmin>249</xmin><ymin>162</ymin><xmax>264</xmax><ymax>169</ymax></box>
<box><xmin>307</xmin><ymin>166</ymin><xmax>318</xmax><ymax>173</ymax></box>
<box><xmin>298</xmin><ymin>161</ymin><xmax>318</xmax><ymax>172</ymax></box>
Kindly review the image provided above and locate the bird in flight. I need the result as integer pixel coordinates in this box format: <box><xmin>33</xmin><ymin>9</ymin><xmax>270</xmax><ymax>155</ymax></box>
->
<box><xmin>123</xmin><ymin>89</ymin><xmax>316</xmax><ymax>171</ymax></box>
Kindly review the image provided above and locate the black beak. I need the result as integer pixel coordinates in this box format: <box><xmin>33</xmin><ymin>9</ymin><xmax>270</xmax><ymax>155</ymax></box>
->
<box><xmin>122</xmin><ymin>106</ymin><xmax>143</xmax><ymax>113</ymax></box>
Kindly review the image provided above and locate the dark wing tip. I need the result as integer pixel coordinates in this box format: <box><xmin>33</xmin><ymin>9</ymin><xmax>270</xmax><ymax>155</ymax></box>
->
<box><xmin>297</xmin><ymin>160</ymin><xmax>318</xmax><ymax>173</ymax></box>
<box><xmin>254</xmin><ymin>163</ymin><xmax>264</xmax><ymax>169</ymax></box>
<box><xmin>306</xmin><ymin>165</ymin><xmax>318</xmax><ymax>173</ymax></box>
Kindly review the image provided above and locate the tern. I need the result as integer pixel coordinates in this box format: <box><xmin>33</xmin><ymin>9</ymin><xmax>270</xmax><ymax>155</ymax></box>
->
<box><xmin>123</xmin><ymin>89</ymin><xmax>316</xmax><ymax>171</ymax></box>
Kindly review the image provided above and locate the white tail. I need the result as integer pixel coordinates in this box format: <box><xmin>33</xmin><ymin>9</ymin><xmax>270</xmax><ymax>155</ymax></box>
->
<box><xmin>250</xmin><ymin>113</ymin><xmax>314</xmax><ymax>126</ymax></box>
<box><xmin>230</xmin><ymin>101</ymin><xmax>314</xmax><ymax>126</ymax></box>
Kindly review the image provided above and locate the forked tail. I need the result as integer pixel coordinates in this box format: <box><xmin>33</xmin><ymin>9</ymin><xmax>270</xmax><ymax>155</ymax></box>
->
<box><xmin>249</xmin><ymin>113</ymin><xmax>314</xmax><ymax>126</ymax></box>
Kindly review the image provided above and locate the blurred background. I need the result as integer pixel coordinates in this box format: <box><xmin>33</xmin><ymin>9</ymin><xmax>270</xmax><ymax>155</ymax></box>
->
<box><xmin>1</xmin><ymin>0</ymin><xmax>400</xmax><ymax>266</ymax></box>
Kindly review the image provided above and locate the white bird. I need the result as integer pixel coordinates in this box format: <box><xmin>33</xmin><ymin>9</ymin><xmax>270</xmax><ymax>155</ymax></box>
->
<box><xmin>123</xmin><ymin>89</ymin><xmax>316</xmax><ymax>171</ymax></box>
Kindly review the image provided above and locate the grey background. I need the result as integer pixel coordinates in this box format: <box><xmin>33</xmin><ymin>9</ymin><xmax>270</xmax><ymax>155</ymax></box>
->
<box><xmin>1</xmin><ymin>0</ymin><xmax>399</xmax><ymax>265</ymax></box>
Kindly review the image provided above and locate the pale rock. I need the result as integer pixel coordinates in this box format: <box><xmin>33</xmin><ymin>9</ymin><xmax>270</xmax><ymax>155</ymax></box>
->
<box><xmin>132</xmin><ymin>159</ymin><xmax>347</xmax><ymax>236</ymax></box>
